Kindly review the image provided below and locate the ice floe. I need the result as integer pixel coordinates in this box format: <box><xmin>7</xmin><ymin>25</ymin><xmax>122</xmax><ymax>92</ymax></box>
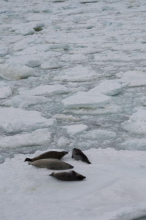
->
<box><xmin>1</xmin><ymin>148</ymin><xmax>146</xmax><ymax>220</ymax></box>
<box><xmin>0</xmin><ymin>87</ymin><xmax>12</xmax><ymax>99</ymax></box>
<box><xmin>2</xmin><ymin>95</ymin><xmax>48</xmax><ymax>108</ymax></box>
<box><xmin>53</xmin><ymin>66</ymin><xmax>98</xmax><ymax>82</ymax></box>
<box><xmin>63</xmin><ymin>124</ymin><xmax>88</xmax><ymax>135</ymax></box>
<box><xmin>117</xmin><ymin>71</ymin><xmax>146</xmax><ymax>87</ymax></box>
<box><xmin>19</xmin><ymin>85</ymin><xmax>69</xmax><ymax>96</ymax></box>
<box><xmin>0</xmin><ymin>129</ymin><xmax>51</xmax><ymax>149</ymax></box>
<box><xmin>121</xmin><ymin>107</ymin><xmax>146</xmax><ymax>134</ymax></box>
<box><xmin>0</xmin><ymin>107</ymin><xmax>54</xmax><ymax>134</ymax></box>
<box><xmin>0</xmin><ymin>64</ymin><xmax>37</xmax><ymax>80</ymax></box>
<box><xmin>121</xmin><ymin>138</ymin><xmax>146</xmax><ymax>151</ymax></box>
<box><xmin>62</xmin><ymin>91</ymin><xmax>111</xmax><ymax>109</ymax></box>
<box><xmin>81</xmin><ymin>129</ymin><xmax>116</xmax><ymax>139</ymax></box>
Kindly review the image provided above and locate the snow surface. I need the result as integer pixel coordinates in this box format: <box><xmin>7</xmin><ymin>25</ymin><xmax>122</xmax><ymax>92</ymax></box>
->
<box><xmin>1</xmin><ymin>148</ymin><xmax>146</xmax><ymax>220</ymax></box>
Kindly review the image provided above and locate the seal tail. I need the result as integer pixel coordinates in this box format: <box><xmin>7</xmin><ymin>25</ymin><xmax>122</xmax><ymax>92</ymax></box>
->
<box><xmin>24</xmin><ymin>158</ymin><xmax>33</xmax><ymax>162</ymax></box>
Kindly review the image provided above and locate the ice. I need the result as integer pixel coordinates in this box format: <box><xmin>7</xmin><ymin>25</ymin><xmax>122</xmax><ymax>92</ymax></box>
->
<box><xmin>63</xmin><ymin>124</ymin><xmax>88</xmax><ymax>135</ymax></box>
<box><xmin>57</xmin><ymin>137</ymin><xmax>71</xmax><ymax>147</ymax></box>
<box><xmin>2</xmin><ymin>95</ymin><xmax>48</xmax><ymax>108</ymax></box>
<box><xmin>0</xmin><ymin>107</ymin><xmax>54</xmax><ymax>133</ymax></box>
<box><xmin>62</xmin><ymin>91</ymin><xmax>111</xmax><ymax>109</ymax></box>
<box><xmin>90</xmin><ymin>80</ymin><xmax>127</xmax><ymax>96</ymax></box>
<box><xmin>25</xmin><ymin>60</ymin><xmax>42</xmax><ymax>68</ymax></box>
<box><xmin>19</xmin><ymin>85</ymin><xmax>69</xmax><ymax>96</ymax></box>
<box><xmin>0</xmin><ymin>47</ymin><xmax>8</xmax><ymax>57</ymax></box>
<box><xmin>121</xmin><ymin>107</ymin><xmax>146</xmax><ymax>134</ymax></box>
<box><xmin>0</xmin><ymin>129</ymin><xmax>51</xmax><ymax>148</ymax></box>
<box><xmin>0</xmin><ymin>64</ymin><xmax>37</xmax><ymax>80</ymax></box>
<box><xmin>53</xmin><ymin>114</ymin><xmax>80</xmax><ymax>122</ymax></box>
<box><xmin>1</xmin><ymin>148</ymin><xmax>146</xmax><ymax>220</ymax></box>
<box><xmin>120</xmin><ymin>138</ymin><xmax>146</xmax><ymax>151</ymax></box>
<box><xmin>81</xmin><ymin>129</ymin><xmax>116</xmax><ymax>139</ymax></box>
<box><xmin>41</xmin><ymin>58</ymin><xmax>63</xmax><ymax>70</ymax></box>
<box><xmin>53</xmin><ymin>66</ymin><xmax>98</xmax><ymax>82</ymax></box>
<box><xmin>0</xmin><ymin>87</ymin><xmax>12</xmax><ymax>99</ymax></box>
<box><xmin>117</xmin><ymin>71</ymin><xmax>146</xmax><ymax>87</ymax></box>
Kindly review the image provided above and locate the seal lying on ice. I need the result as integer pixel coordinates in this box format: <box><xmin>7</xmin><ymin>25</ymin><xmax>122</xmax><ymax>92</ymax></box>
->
<box><xmin>24</xmin><ymin>151</ymin><xmax>68</xmax><ymax>162</ymax></box>
<box><xmin>29</xmin><ymin>158</ymin><xmax>73</xmax><ymax>170</ymax></box>
<box><xmin>50</xmin><ymin>170</ymin><xmax>86</xmax><ymax>181</ymax></box>
<box><xmin>72</xmin><ymin>148</ymin><xmax>91</xmax><ymax>164</ymax></box>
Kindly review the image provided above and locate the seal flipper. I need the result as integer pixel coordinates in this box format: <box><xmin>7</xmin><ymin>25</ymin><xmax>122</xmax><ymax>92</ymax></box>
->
<box><xmin>24</xmin><ymin>158</ymin><xmax>33</xmax><ymax>162</ymax></box>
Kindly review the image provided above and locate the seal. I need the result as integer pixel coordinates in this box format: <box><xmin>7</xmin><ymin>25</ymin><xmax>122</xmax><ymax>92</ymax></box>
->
<box><xmin>72</xmin><ymin>148</ymin><xmax>91</xmax><ymax>164</ymax></box>
<box><xmin>50</xmin><ymin>170</ymin><xmax>86</xmax><ymax>181</ymax></box>
<box><xmin>29</xmin><ymin>158</ymin><xmax>73</xmax><ymax>170</ymax></box>
<box><xmin>24</xmin><ymin>151</ymin><xmax>68</xmax><ymax>162</ymax></box>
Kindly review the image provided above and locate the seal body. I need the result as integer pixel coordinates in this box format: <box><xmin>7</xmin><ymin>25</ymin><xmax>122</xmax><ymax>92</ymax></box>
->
<box><xmin>29</xmin><ymin>158</ymin><xmax>73</xmax><ymax>170</ymax></box>
<box><xmin>25</xmin><ymin>151</ymin><xmax>68</xmax><ymax>162</ymax></box>
<box><xmin>72</xmin><ymin>148</ymin><xmax>91</xmax><ymax>164</ymax></box>
<box><xmin>50</xmin><ymin>170</ymin><xmax>86</xmax><ymax>181</ymax></box>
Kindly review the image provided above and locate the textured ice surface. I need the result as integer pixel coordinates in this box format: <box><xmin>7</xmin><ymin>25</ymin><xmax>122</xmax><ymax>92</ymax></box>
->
<box><xmin>121</xmin><ymin>107</ymin><xmax>146</xmax><ymax>134</ymax></box>
<box><xmin>54</xmin><ymin>66</ymin><xmax>98</xmax><ymax>82</ymax></box>
<box><xmin>0</xmin><ymin>129</ymin><xmax>51</xmax><ymax>148</ymax></box>
<box><xmin>63</xmin><ymin>124</ymin><xmax>88</xmax><ymax>135</ymax></box>
<box><xmin>2</xmin><ymin>95</ymin><xmax>48</xmax><ymax>108</ymax></box>
<box><xmin>117</xmin><ymin>71</ymin><xmax>146</xmax><ymax>87</ymax></box>
<box><xmin>0</xmin><ymin>107</ymin><xmax>54</xmax><ymax>133</ymax></box>
<box><xmin>0</xmin><ymin>64</ymin><xmax>37</xmax><ymax>80</ymax></box>
<box><xmin>19</xmin><ymin>85</ymin><xmax>69</xmax><ymax>96</ymax></box>
<box><xmin>81</xmin><ymin>129</ymin><xmax>116</xmax><ymax>139</ymax></box>
<box><xmin>62</xmin><ymin>91</ymin><xmax>111</xmax><ymax>109</ymax></box>
<box><xmin>0</xmin><ymin>87</ymin><xmax>12</xmax><ymax>99</ymax></box>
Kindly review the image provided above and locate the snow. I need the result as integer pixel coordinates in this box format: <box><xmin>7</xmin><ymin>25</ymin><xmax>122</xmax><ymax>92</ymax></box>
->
<box><xmin>121</xmin><ymin>107</ymin><xmax>146</xmax><ymax>134</ymax></box>
<box><xmin>19</xmin><ymin>85</ymin><xmax>69</xmax><ymax>96</ymax></box>
<box><xmin>0</xmin><ymin>107</ymin><xmax>54</xmax><ymax>133</ymax></box>
<box><xmin>0</xmin><ymin>129</ymin><xmax>51</xmax><ymax>148</ymax></box>
<box><xmin>1</xmin><ymin>148</ymin><xmax>146</xmax><ymax>220</ymax></box>
<box><xmin>63</xmin><ymin>124</ymin><xmax>88</xmax><ymax>135</ymax></box>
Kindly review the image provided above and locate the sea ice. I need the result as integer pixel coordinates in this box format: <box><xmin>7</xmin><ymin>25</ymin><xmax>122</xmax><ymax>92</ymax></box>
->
<box><xmin>2</xmin><ymin>95</ymin><xmax>48</xmax><ymax>108</ymax></box>
<box><xmin>62</xmin><ymin>91</ymin><xmax>111</xmax><ymax>109</ymax></box>
<box><xmin>121</xmin><ymin>107</ymin><xmax>146</xmax><ymax>134</ymax></box>
<box><xmin>0</xmin><ymin>87</ymin><xmax>12</xmax><ymax>99</ymax></box>
<box><xmin>0</xmin><ymin>129</ymin><xmax>51</xmax><ymax>148</ymax></box>
<box><xmin>81</xmin><ymin>129</ymin><xmax>116</xmax><ymax>139</ymax></box>
<box><xmin>25</xmin><ymin>60</ymin><xmax>42</xmax><ymax>68</ymax></box>
<box><xmin>53</xmin><ymin>65</ymin><xmax>98</xmax><ymax>82</ymax></box>
<box><xmin>117</xmin><ymin>71</ymin><xmax>146</xmax><ymax>87</ymax></box>
<box><xmin>120</xmin><ymin>138</ymin><xmax>146</xmax><ymax>151</ymax></box>
<box><xmin>0</xmin><ymin>64</ymin><xmax>37</xmax><ymax>80</ymax></box>
<box><xmin>63</xmin><ymin>124</ymin><xmax>88</xmax><ymax>135</ymax></box>
<box><xmin>19</xmin><ymin>85</ymin><xmax>69</xmax><ymax>96</ymax></box>
<box><xmin>0</xmin><ymin>107</ymin><xmax>54</xmax><ymax>133</ymax></box>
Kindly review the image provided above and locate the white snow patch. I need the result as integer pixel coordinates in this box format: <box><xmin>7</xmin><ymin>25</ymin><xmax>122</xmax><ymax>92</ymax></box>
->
<box><xmin>0</xmin><ymin>87</ymin><xmax>12</xmax><ymax>99</ymax></box>
<box><xmin>63</xmin><ymin>124</ymin><xmax>88</xmax><ymax>135</ymax></box>
<box><xmin>0</xmin><ymin>129</ymin><xmax>51</xmax><ymax>148</ymax></box>
<box><xmin>0</xmin><ymin>107</ymin><xmax>54</xmax><ymax>133</ymax></box>
<box><xmin>121</xmin><ymin>107</ymin><xmax>146</xmax><ymax>134</ymax></box>
<box><xmin>53</xmin><ymin>66</ymin><xmax>98</xmax><ymax>82</ymax></box>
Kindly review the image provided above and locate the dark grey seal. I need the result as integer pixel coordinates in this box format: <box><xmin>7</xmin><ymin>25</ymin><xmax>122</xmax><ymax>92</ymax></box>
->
<box><xmin>24</xmin><ymin>151</ymin><xmax>68</xmax><ymax>162</ymax></box>
<box><xmin>72</xmin><ymin>148</ymin><xmax>91</xmax><ymax>164</ymax></box>
<box><xmin>29</xmin><ymin>158</ymin><xmax>73</xmax><ymax>170</ymax></box>
<box><xmin>50</xmin><ymin>170</ymin><xmax>86</xmax><ymax>181</ymax></box>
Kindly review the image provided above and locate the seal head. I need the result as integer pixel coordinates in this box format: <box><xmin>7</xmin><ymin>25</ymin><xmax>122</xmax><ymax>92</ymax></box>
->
<box><xmin>72</xmin><ymin>148</ymin><xmax>91</xmax><ymax>164</ymax></box>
